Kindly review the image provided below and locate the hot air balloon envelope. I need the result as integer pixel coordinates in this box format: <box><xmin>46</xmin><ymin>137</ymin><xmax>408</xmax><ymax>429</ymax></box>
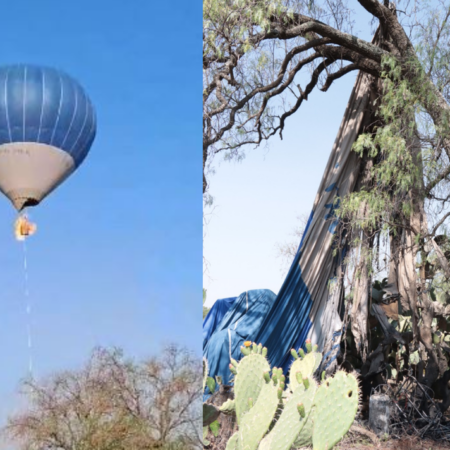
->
<box><xmin>0</xmin><ymin>64</ymin><xmax>96</xmax><ymax>210</ymax></box>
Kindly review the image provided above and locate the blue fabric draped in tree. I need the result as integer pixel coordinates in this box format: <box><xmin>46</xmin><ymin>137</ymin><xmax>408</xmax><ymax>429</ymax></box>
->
<box><xmin>253</xmin><ymin>242</ymin><xmax>314</xmax><ymax>374</ymax></box>
<box><xmin>203</xmin><ymin>289</ymin><xmax>276</xmax><ymax>390</ymax></box>
<box><xmin>203</xmin><ymin>296</ymin><xmax>237</xmax><ymax>349</ymax></box>
<box><xmin>203</xmin><ymin>70</ymin><xmax>374</xmax><ymax>387</ymax></box>
<box><xmin>251</xmin><ymin>71</ymin><xmax>373</xmax><ymax>374</ymax></box>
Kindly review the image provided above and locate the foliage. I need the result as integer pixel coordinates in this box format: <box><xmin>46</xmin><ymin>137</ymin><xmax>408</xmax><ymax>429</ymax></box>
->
<box><xmin>337</xmin><ymin>56</ymin><xmax>423</xmax><ymax>234</ymax></box>
<box><xmin>204</xmin><ymin>0</ymin><xmax>290</xmax><ymax>58</ymax></box>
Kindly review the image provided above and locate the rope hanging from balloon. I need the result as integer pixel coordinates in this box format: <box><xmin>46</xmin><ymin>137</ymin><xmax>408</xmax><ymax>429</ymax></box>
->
<box><xmin>22</xmin><ymin>238</ymin><xmax>33</xmax><ymax>377</ymax></box>
<box><xmin>15</xmin><ymin>211</ymin><xmax>36</xmax><ymax>378</ymax></box>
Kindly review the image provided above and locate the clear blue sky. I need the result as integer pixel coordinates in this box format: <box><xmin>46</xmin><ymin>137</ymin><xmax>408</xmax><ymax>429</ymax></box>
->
<box><xmin>0</xmin><ymin>0</ymin><xmax>201</xmax><ymax>424</ymax></box>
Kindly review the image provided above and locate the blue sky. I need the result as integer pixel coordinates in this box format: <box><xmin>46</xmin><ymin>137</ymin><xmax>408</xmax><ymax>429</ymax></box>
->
<box><xmin>0</xmin><ymin>0</ymin><xmax>201</xmax><ymax>424</ymax></box>
<box><xmin>204</xmin><ymin>6</ymin><xmax>374</xmax><ymax>305</ymax></box>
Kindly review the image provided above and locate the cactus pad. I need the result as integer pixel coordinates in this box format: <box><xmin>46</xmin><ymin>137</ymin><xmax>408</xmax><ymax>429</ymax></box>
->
<box><xmin>262</xmin><ymin>378</ymin><xmax>317</xmax><ymax>450</ymax></box>
<box><xmin>305</xmin><ymin>340</ymin><xmax>312</xmax><ymax>353</ymax></box>
<box><xmin>219</xmin><ymin>398</ymin><xmax>235</xmax><ymax>413</ymax></box>
<box><xmin>225</xmin><ymin>432</ymin><xmax>239</xmax><ymax>450</ymax></box>
<box><xmin>293</xmin><ymin>411</ymin><xmax>313</xmax><ymax>448</ymax></box>
<box><xmin>258</xmin><ymin>432</ymin><xmax>274</xmax><ymax>450</ymax></box>
<box><xmin>238</xmin><ymin>377</ymin><xmax>280</xmax><ymax>450</ymax></box>
<box><xmin>203</xmin><ymin>403</ymin><xmax>220</xmax><ymax>426</ymax></box>
<box><xmin>314</xmin><ymin>352</ymin><xmax>322</xmax><ymax>372</ymax></box>
<box><xmin>234</xmin><ymin>353</ymin><xmax>270</xmax><ymax>425</ymax></box>
<box><xmin>312</xmin><ymin>370</ymin><xmax>360</xmax><ymax>450</ymax></box>
<box><xmin>289</xmin><ymin>351</ymin><xmax>322</xmax><ymax>391</ymax></box>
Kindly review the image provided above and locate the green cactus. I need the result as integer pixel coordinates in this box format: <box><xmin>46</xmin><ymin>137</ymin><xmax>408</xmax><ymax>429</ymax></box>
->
<box><xmin>312</xmin><ymin>370</ymin><xmax>360</xmax><ymax>450</ymax></box>
<box><xmin>234</xmin><ymin>352</ymin><xmax>270</xmax><ymax>425</ymax></box>
<box><xmin>225</xmin><ymin>432</ymin><xmax>239</xmax><ymax>450</ymax></box>
<box><xmin>292</xmin><ymin>386</ymin><xmax>317</xmax><ymax>450</ymax></box>
<box><xmin>220</xmin><ymin>342</ymin><xmax>359</xmax><ymax>450</ymax></box>
<box><xmin>314</xmin><ymin>351</ymin><xmax>322</xmax><ymax>372</ymax></box>
<box><xmin>241</xmin><ymin>345</ymin><xmax>251</xmax><ymax>356</ymax></box>
<box><xmin>238</xmin><ymin>372</ymin><xmax>280</xmax><ymax>450</ymax></box>
<box><xmin>219</xmin><ymin>398</ymin><xmax>235</xmax><ymax>413</ymax></box>
<box><xmin>203</xmin><ymin>402</ymin><xmax>220</xmax><ymax>426</ymax></box>
<box><xmin>260</xmin><ymin>378</ymin><xmax>317</xmax><ymax>450</ymax></box>
<box><xmin>289</xmin><ymin>348</ymin><xmax>322</xmax><ymax>392</ymax></box>
<box><xmin>203</xmin><ymin>357</ymin><xmax>221</xmax><ymax>426</ymax></box>
<box><xmin>293</xmin><ymin>410</ymin><xmax>314</xmax><ymax>448</ymax></box>
<box><xmin>297</xmin><ymin>403</ymin><xmax>306</xmax><ymax>418</ymax></box>
<box><xmin>302</xmin><ymin>377</ymin><xmax>310</xmax><ymax>389</ymax></box>
<box><xmin>206</xmin><ymin>376</ymin><xmax>216</xmax><ymax>394</ymax></box>
<box><xmin>305</xmin><ymin>340</ymin><xmax>313</xmax><ymax>353</ymax></box>
<box><xmin>258</xmin><ymin>432</ymin><xmax>273</xmax><ymax>450</ymax></box>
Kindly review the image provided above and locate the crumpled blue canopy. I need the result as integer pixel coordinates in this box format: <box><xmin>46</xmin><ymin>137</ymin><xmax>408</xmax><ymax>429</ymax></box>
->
<box><xmin>203</xmin><ymin>289</ymin><xmax>276</xmax><ymax>391</ymax></box>
<box><xmin>203</xmin><ymin>296</ymin><xmax>237</xmax><ymax>349</ymax></box>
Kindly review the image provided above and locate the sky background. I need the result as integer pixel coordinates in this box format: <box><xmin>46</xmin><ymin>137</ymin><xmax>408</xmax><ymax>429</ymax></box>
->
<box><xmin>0</xmin><ymin>0</ymin><xmax>201</xmax><ymax>431</ymax></box>
<box><xmin>203</xmin><ymin>6</ymin><xmax>374</xmax><ymax>306</ymax></box>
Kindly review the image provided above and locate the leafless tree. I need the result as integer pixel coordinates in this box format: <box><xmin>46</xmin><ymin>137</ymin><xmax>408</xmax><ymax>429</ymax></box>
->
<box><xmin>5</xmin><ymin>345</ymin><xmax>202</xmax><ymax>450</ymax></box>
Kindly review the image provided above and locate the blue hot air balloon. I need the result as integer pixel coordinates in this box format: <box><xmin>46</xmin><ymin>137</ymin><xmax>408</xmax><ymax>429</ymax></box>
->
<box><xmin>0</xmin><ymin>64</ymin><xmax>96</xmax><ymax>211</ymax></box>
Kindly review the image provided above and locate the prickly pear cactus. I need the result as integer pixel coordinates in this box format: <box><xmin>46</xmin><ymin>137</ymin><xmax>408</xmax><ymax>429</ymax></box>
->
<box><xmin>258</xmin><ymin>433</ymin><xmax>273</xmax><ymax>450</ymax></box>
<box><xmin>220</xmin><ymin>342</ymin><xmax>359</xmax><ymax>450</ymax></box>
<box><xmin>293</xmin><ymin>410</ymin><xmax>313</xmax><ymax>448</ymax></box>
<box><xmin>219</xmin><ymin>398</ymin><xmax>236</xmax><ymax>413</ymax></box>
<box><xmin>289</xmin><ymin>340</ymin><xmax>322</xmax><ymax>392</ymax></box>
<box><xmin>238</xmin><ymin>373</ymin><xmax>280</xmax><ymax>450</ymax></box>
<box><xmin>225</xmin><ymin>432</ymin><xmax>239</xmax><ymax>450</ymax></box>
<box><xmin>260</xmin><ymin>377</ymin><xmax>317</xmax><ymax>450</ymax></box>
<box><xmin>234</xmin><ymin>345</ymin><xmax>270</xmax><ymax>425</ymax></box>
<box><xmin>203</xmin><ymin>402</ymin><xmax>220</xmax><ymax>426</ymax></box>
<box><xmin>312</xmin><ymin>370</ymin><xmax>360</xmax><ymax>450</ymax></box>
<box><xmin>203</xmin><ymin>357</ymin><xmax>221</xmax><ymax>426</ymax></box>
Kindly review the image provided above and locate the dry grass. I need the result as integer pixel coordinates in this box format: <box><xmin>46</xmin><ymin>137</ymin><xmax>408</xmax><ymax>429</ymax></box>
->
<box><xmin>335</xmin><ymin>434</ymin><xmax>450</xmax><ymax>450</ymax></box>
<box><xmin>331</xmin><ymin>421</ymin><xmax>450</xmax><ymax>450</ymax></box>
<box><xmin>335</xmin><ymin>439</ymin><xmax>450</xmax><ymax>449</ymax></box>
